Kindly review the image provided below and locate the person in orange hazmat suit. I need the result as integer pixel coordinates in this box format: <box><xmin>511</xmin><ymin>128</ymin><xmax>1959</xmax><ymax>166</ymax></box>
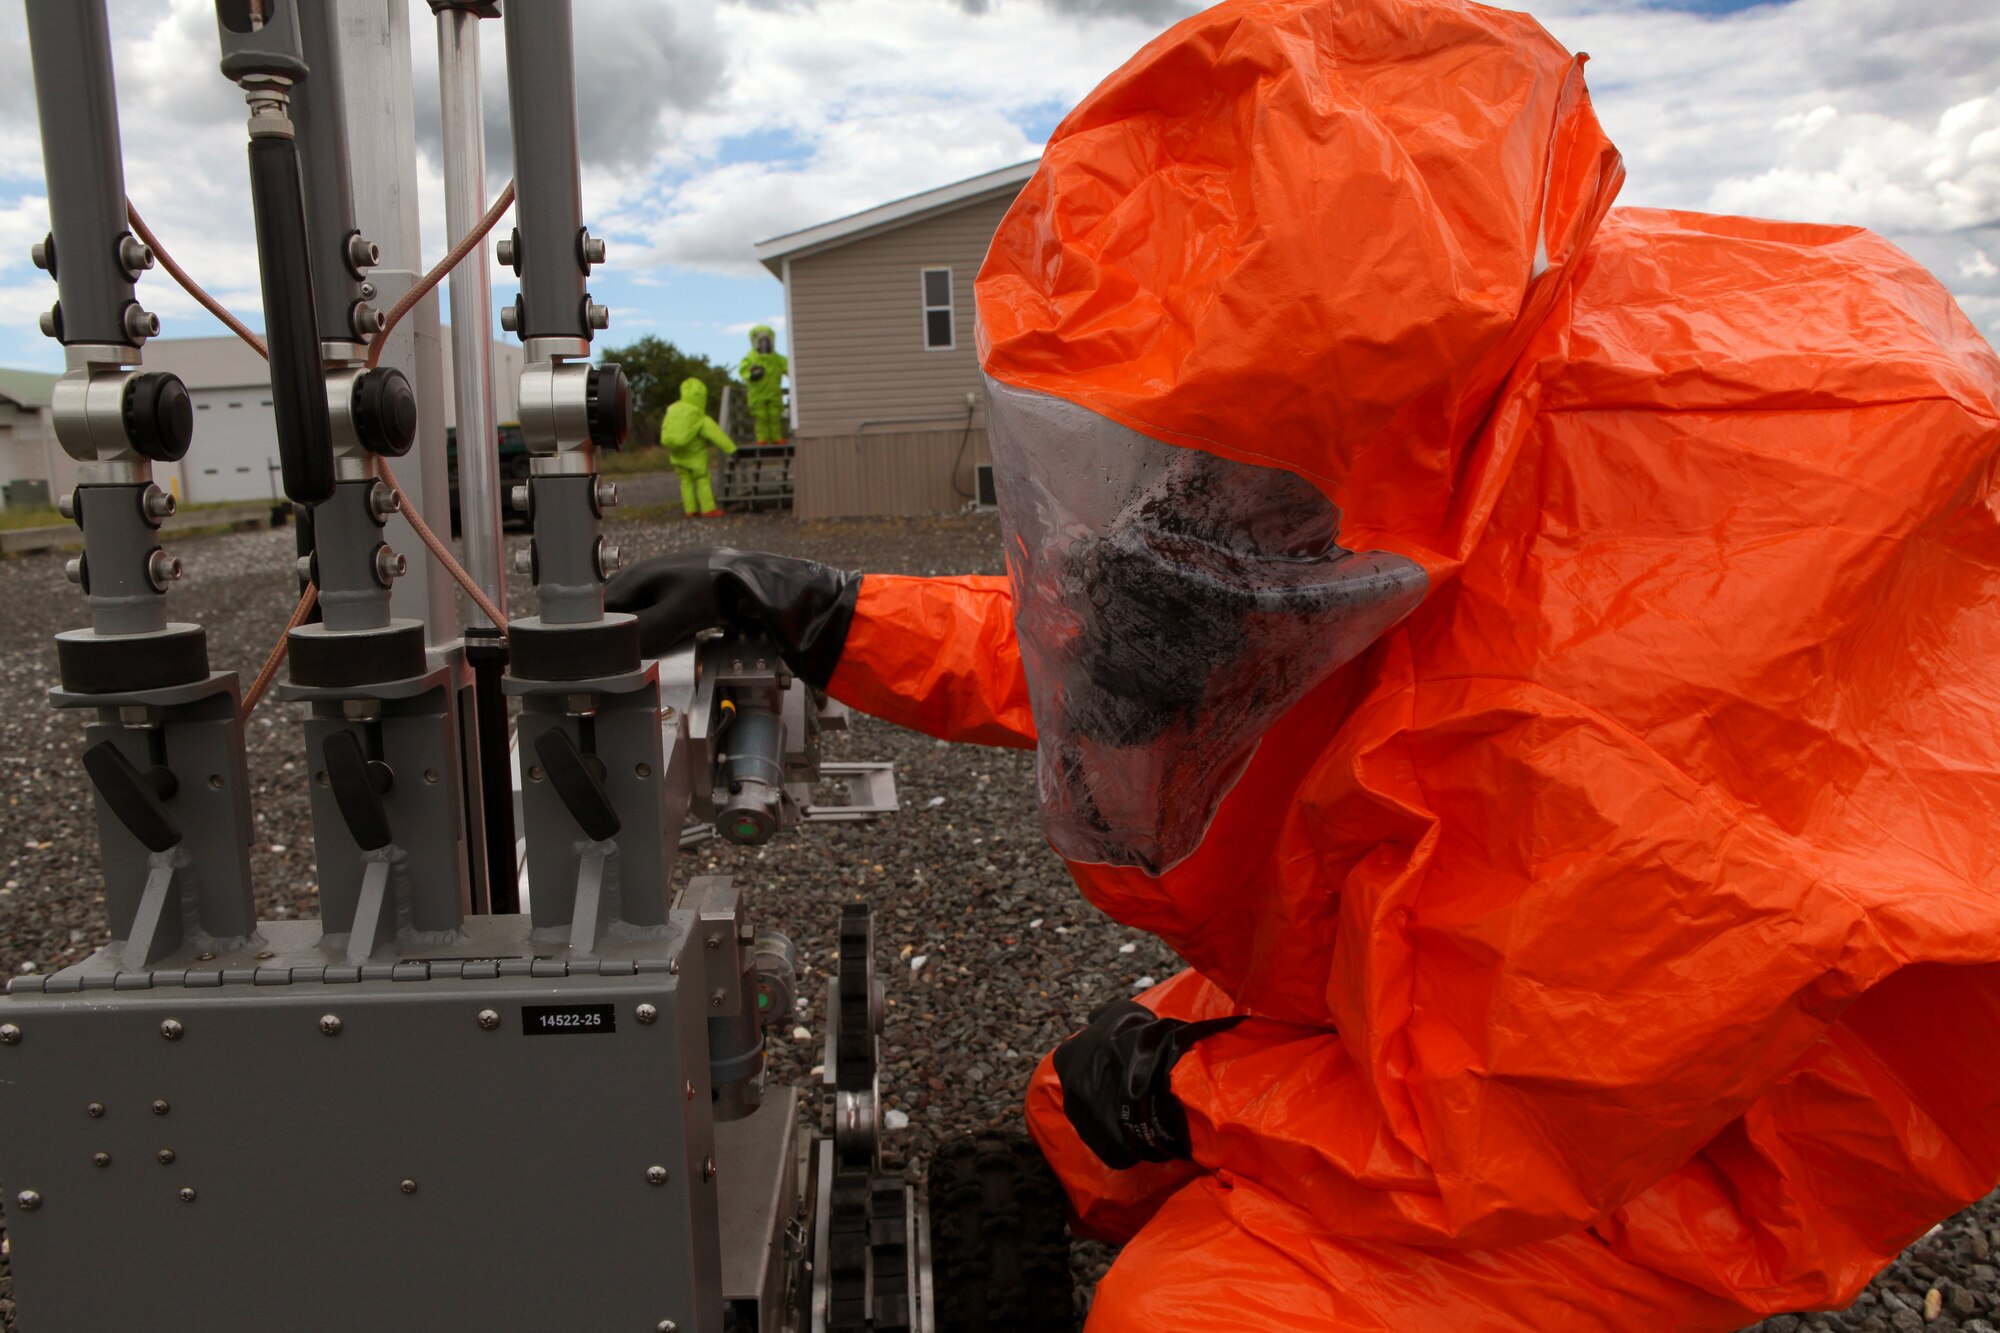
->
<box><xmin>606</xmin><ymin>0</ymin><xmax>2000</xmax><ymax>1327</ymax></box>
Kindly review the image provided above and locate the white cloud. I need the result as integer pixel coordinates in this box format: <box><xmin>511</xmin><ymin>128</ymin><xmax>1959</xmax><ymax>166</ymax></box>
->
<box><xmin>1705</xmin><ymin>97</ymin><xmax>2000</xmax><ymax>233</ymax></box>
<box><xmin>1965</xmin><ymin>250</ymin><xmax>2000</xmax><ymax>280</ymax></box>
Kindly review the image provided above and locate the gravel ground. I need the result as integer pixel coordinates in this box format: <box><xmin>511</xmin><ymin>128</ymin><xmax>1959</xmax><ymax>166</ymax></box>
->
<box><xmin>0</xmin><ymin>505</ymin><xmax>1993</xmax><ymax>1330</ymax></box>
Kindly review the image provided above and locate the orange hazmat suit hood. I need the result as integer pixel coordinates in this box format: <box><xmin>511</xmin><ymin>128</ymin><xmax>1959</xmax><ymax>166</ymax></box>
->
<box><xmin>976</xmin><ymin>0</ymin><xmax>1622</xmax><ymax>877</ymax></box>
<box><xmin>978</xmin><ymin>0</ymin><xmax>1624</xmax><ymax>571</ymax></box>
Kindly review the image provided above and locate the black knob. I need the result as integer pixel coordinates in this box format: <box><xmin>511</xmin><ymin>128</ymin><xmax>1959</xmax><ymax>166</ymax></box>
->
<box><xmin>351</xmin><ymin>367</ymin><xmax>417</xmax><ymax>457</ymax></box>
<box><xmin>122</xmin><ymin>373</ymin><xmax>193</xmax><ymax>463</ymax></box>
<box><xmin>586</xmin><ymin>363</ymin><xmax>630</xmax><ymax>452</ymax></box>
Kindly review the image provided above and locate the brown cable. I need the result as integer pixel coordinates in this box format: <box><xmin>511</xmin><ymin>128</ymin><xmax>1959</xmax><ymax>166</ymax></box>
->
<box><xmin>239</xmin><ymin>581</ymin><xmax>318</xmax><ymax>719</ymax></box>
<box><xmin>367</xmin><ymin>180</ymin><xmax>515</xmax><ymax>369</ymax></box>
<box><xmin>130</xmin><ymin>182</ymin><xmax>519</xmax><ymax>715</ymax></box>
<box><xmin>126</xmin><ymin>202</ymin><xmax>269</xmax><ymax>358</ymax></box>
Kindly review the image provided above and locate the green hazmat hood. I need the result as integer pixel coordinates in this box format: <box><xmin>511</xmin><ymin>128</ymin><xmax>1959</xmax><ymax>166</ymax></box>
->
<box><xmin>677</xmin><ymin>377</ymin><xmax>708</xmax><ymax>412</ymax></box>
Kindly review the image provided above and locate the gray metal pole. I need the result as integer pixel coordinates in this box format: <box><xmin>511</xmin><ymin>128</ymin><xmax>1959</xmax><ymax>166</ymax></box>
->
<box><xmin>335</xmin><ymin>0</ymin><xmax>455</xmax><ymax>643</ymax></box>
<box><xmin>22</xmin><ymin>0</ymin><xmax>142</xmax><ymax>350</ymax></box>
<box><xmin>502</xmin><ymin>0</ymin><xmax>589</xmax><ymax>343</ymax></box>
<box><xmin>434</xmin><ymin>4</ymin><xmax>504</xmax><ymax>624</ymax></box>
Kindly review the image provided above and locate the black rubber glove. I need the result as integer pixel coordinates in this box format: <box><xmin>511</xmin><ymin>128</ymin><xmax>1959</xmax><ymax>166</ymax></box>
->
<box><xmin>749</xmin><ymin>365</ymin><xmax>766</xmax><ymax>381</ymax></box>
<box><xmin>603</xmin><ymin>547</ymin><xmax>861</xmax><ymax>688</ymax></box>
<box><xmin>1052</xmin><ymin>999</ymin><xmax>1243</xmax><ymax>1170</ymax></box>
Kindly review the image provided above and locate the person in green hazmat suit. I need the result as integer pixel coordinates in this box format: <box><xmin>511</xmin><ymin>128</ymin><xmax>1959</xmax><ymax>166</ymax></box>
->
<box><xmin>738</xmin><ymin>324</ymin><xmax>788</xmax><ymax>445</ymax></box>
<box><xmin>660</xmin><ymin>376</ymin><xmax>735</xmax><ymax>518</ymax></box>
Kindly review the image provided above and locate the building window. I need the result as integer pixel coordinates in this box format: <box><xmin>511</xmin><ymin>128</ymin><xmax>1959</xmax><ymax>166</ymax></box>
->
<box><xmin>922</xmin><ymin>267</ymin><xmax>954</xmax><ymax>351</ymax></box>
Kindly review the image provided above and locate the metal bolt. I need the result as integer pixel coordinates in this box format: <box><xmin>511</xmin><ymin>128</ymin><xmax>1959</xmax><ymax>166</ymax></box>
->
<box><xmin>255</xmin><ymin>951</ymin><xmax>274</xmax><ymax>961</ymax></box>
<box><xmin>635</xmin><ymin>1003</ymin><xmax>658</xmax><ymax>1025</ymax></box>
<box><xmin>0</xmin><ymin>1024</ymin><xmax>20</xmax><ymax>1045</ymax></box>
<box><xmin>598</xmin><ymin>541</ymin><xmax>623</xmax><ymax>575</ymax></box>
<box><xmin>208</xmin><ymin>775</ymin><xmax>224</xmax><ymax>791</ymax></box>
<box><xmin>646</xmin><ymin>1165</ymin><xmax>667</xmax><ymax>1186</ymax></box>
<box><xmin>585</xmin><ymin>300</ymin><xmax>610</xmax><ymax>331</ymax></box>
<box><xmin>706</xmin><ymin>936</ymin><xmax>720</xmax><ymax>951</ymax></box>
<box><xmin>86</xmin><ymin>1102</ymin><xmax>103</xmax><ymax>1118</ymax></box>
<box><xmin>477</xmin><ymin>1009</ymin><xmax>500</xmax><ymax>1031</ymax></box>
<box><xmin>369</xmin><ymin>483</ymin><xmax>402</xmax><ymax>518</ymax></box>
<box><xmin>373</xmin><ymin>545</ymin><xmax>407</xmax><ymax>586</ymax></box>
<box><xmin>38</xmin><ymin>308</ymin><xmax>57</xmax><ymax>338</ymax></box>
<box><xmin>157</xmin><ymin>1148</ymin><xmax>175</xmax><ymax>1165</ymax></box>
<box><xmin>635</xmin><ymin>762</ymin><xmax>652</xmax><ymax>779</ymax></box>
<box><xmin>400</xmin><ymin>1178</ymin><xmax>418</xmax><ymax>1195</ymax></box>
<box><xmin>159</xmin><ymin>1019</ymin><xmax>183</xmax><ymax>1041</ymax></box>
<box><xmin>123</xmin><ymin>304</ymin><xmax>159</xmax><ymax>342</ymax></box>
<box><xmin>657</xmin><ymin>1323</ymin><xmax>678</xmax><ymax>1333</ymax></box>
<box><xmin>151</xmin><ymin>1099</ymin><xmax>169</xmax><ymax>1115</ymax></box>
<box><xmin>319</xmin><ymin>1014</ymin><xmax>342</xmax><ymax>1037</ymax></box>
<box><xmin>495</xmin><ymin>236</ymin><xmax>516</xmax><ymax>268</ymax></box>
<box><xmin>423</xmin><ymin>768</ymin><xmax>439</xmax><ymax>784</ymax></box>
<box><xmin>146</xmin><ymin>550</ymin><xmax>183</xmax><ymax>590</ymax></box>
<box><xmin>295</xmin><ymin>555</ymin><xmax>314</xmax><ymax>582</ymax></box>
<box><xmin>359</xmin><ymin>281</ymin><xmax>378</xmax><ymax>300</ymax></box>
<box><xmin>583</xmin><ymin>235</ymin><xmax>607</xmax><ymax>266</ymax></box>
<box><xmin>196</xmin><ymin>950</ymin><xmax>217</xmax><ymax>960</ymax></box>
<box><xmin>351</xmin><ymin>301</ymin><xmax>386</xmax><ymax>338</ymax></box>
<box><xmin>702</xmin><ymin>1156</ymin><xmax>716</xmax><ymax>1183</ymax></box>
<box><xmin>526</xmin><ymin>765</ymin><xmax>544</xmax><ymax>782</ymax></box>
<box><xmin>16</xmin><ymin>1190</ymin><xmax>41</xmax><ymax>1211</ymax></box>
<box><xmin>143</xmin><ymin>485</ymin><xmax>177</xmax><ymax>520</ymax></box>
<box><xmin>119</xmin><ymin>234</ymin><xmax>154</xmax><ymax>277</ymax></box>
<box><xmin>710</xmin><ymin>989</ymin><xmax>726</xmax><ymax>1009</ymax></box>
<box><xmin>63</xmin><ymin>557</ymin><xmax>83</xmax><ymax>585</ymax></box>
<box><xmin>510</xmin><ymin>483</ymin><xmax>531</xmax><ymax>513</ymax></box>
<box><xmin>30</xmin><ymin>238</ymin><xmax>51</xmax><ymax>271</ymax></box>
<box><xmin>514</xmin><ymin>547</ymin><xmax>533</xmax><ymax>574</ymax></box>
<box><xmin>57</xmin><ymin>490</ymin><xmax>76</xmax><ymax>520</ymax></box>
<box><xmin>499</xmin><ymin>303</ymin><xmax>519</xmax><ymax>333</ymax></box>
<box><xmin>178</xmin><ymin>1187</ymin><xmax>195</xmax><ymax>1203</ymax></box>
<box><xmin>594</xmin><ymin>478</ymin><xmax>619</xmax><ymax>509</ymax></box>
<box><xmin>347</xmin><ymin>233</ymin><xmax>380</xmax><ymax>272</ymax></box>
<box><xmin>685</xmin><ymin>1079</ymin><xmax>694</xmax><ymax>1101</ymax></box>
<box><xmin>92</xmin><ymin>1153</ymin><xmax>110</xmax><ymax>1168</ymax></box>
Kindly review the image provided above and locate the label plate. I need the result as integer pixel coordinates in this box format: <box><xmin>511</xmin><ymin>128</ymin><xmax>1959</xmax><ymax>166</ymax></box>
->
<box><xmin>521</xmin><ymin>1002</ymin><xmax>617</xmax><ymax>1036</ymax></box>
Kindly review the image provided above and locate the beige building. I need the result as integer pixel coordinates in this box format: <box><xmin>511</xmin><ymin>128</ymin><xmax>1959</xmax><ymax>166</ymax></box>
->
<box><xmin>0</xmin><ymin>369</ymin><xmax>62</xmax><ymax>511</ymax></box>
<box><xmin>755</xmin><ymin>161</ymin><xmax>1035</xmax><ymax>519</ymax></box>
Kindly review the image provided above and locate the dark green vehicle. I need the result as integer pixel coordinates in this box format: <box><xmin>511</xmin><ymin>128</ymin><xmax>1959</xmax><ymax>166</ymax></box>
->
<box><xmin>445</xmin><ymin>420</ymin><xmax>531</xmax><ymax>532</ymax></box>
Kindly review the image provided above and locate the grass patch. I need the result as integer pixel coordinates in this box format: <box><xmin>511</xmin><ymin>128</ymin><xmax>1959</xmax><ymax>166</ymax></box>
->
<box><xmin>597</xmin><ymin>446</ymin><xmax>678</xmax><ymax>476</ymax></box>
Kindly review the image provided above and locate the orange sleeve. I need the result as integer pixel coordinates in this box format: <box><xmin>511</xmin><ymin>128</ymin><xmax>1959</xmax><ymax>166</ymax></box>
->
<box><xmin>826</xmin><ymin>574</ymin><xmax>1036</xmax><ymax>748</ymax></box>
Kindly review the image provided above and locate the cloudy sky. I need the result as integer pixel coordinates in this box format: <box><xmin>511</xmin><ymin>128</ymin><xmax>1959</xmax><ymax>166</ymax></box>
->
<box><xmin>0</xmin><ymin>0</ymin><xmax>1992</xmax><ymax>374</ymax></box>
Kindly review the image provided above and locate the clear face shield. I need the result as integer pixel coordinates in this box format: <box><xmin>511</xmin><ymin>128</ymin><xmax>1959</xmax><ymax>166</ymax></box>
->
<box><xmin>987</xmin><ymin>378</ymin><xmax>1428</xmax><ymax>875</ymax></box>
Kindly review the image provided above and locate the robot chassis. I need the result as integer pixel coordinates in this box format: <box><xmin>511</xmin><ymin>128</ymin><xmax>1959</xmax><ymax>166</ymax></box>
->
<box><xmin>0</xmin><ymin>3</ymin><xmax>925</xmax><ymax>1329</ymax></box>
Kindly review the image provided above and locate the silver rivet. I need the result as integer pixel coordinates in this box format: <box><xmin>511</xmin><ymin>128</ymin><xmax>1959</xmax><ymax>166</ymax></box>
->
<box><xmin>178</xmin><ymin>1187</ymin><xmax>195</xmax><ymax>1203</ymax></box>
<box><xmin>207</xmin><ymin>775</ymin><xmax>224</xmax><ymax>790</ymax></box>
<box><xmin>319</xmin><ymin>1014</ymin><xmax>342</xmax><ymax>1037</ymax></box>
<box><xmin>635</xmin><ymin>1003</ymin><xmax>658</xmax><ymax>1025</ymax></box>
<box><xmin>646</xmin><ymin>1165</ymin><xmax>667</xmax><ymax>1186</ymax></box>
<box><xmin>16</xmin><ymin>1190</ymin><xmax>41</xmax><ymax>1211</ymax></box>
<box><xmin>702</xmin><ymin>1156</ymin><xmax>716</xmax><ymax>1183</ymax></box>
<box><xmin>0</xmin><ymin>1023</ymin><xmax>21</xmax><ymax>1045</ymax></box>
<box><xmin>685</xmin><ymin>1079</ymin><xmax>694</xmax><ymax>1101</ymax></box>
<box><xmin>706</xmin><ymin>936</ymin><xmax>720</xmax><ymax>951</ymax></box>
<box><xmin>151</xmin><ymin>1099</ymin><xmax>169</xmax><ymax>1116</ymax></box>
<box><xmin>92</xmin><ymin>1153</ymin><xmax>110</xmax><ymax>1168</ymax></box>
<box><xmin>710</xmin><ymin>989</ymin><xmax>725</xmax><ymax>1009</ymax></box>
<box><xmin>62</xmin><ymin>557</ymin><xmax>82</xmax><ymax>585</ymax></box>
<box><xmin>657</xmin><ymin>1322</ymin><xmax>677</xmax><ymax>1333</ymax></box>
<box><xmin>423</xmin><ymin>768</ymin><xmax>439</xmax><ymax>784</ymax></box>
<box><xmin>197</xmin><ymin>950</ymin><xmax>218</xmax><ymax>960</ymax></box>
<box><xmin>86</xmin><ymin>1102</ymin><xmax>104</xmax><ymax>1118</ymax></box>
<box><xmin>256</xmin><ymin>952</ymin><xmax>274</xmax><ymax>961</ymax></box>
<box><xmin>635</xmin><ymin>762</ymin><xmax>652</xmax><ymax>779</ymax></box>
<box><xmin>477</xmin><ymin>1009</ymin><xmax>500</xmax><ymax>1031</ymax></box>
<box><xmin>157</xmin><ymin>1148</ymin><xmax>175</xmax><ymax>1165</ymax></box>
<box><xmin>400</xmin><ymin>1178</ymin><xmax>418</xmax><ymax>1195</ymax></box>
<box><xmin>159</xmin><ymin>1019</ymin><xmax>183</xmax><ymax>1041</ymax></box>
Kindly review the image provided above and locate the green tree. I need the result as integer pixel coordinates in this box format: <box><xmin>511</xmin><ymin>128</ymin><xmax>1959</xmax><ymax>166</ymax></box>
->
<box><xmin>596</xmin><ymin>335</ymin><xmax>742</xmax><ymax>451</ymax></box>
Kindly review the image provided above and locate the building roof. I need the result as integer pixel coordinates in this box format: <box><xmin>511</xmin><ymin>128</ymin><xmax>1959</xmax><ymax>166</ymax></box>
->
<box><xmin>0</xmin><ymin>368</ymin><xmax>58</xmax><ymax>409</ymax></box>
<box><xmin>753</xmin><ymin>160</ymin><xmax>1038</xmax><ymax>276</ymax></box>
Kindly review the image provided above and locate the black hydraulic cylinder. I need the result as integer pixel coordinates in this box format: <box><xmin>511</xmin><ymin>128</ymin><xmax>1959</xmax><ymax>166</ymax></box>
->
<box><xmin>465</xmin><ymin>625</ymin><xmax>518</xmax><ymax>915</ymax></box>
<box><xmin>502</xmin><ymin>0</ymin><xmax>590</xmax><ymax>342</ymax></box>
<box><xmin>246</xmin><ymin>135</ymin><xmax>336</xmax><ymax>505</ymax></box>
<box><xmin>291</xmin><ymin>0</ymin><xmax>368</xmax><ymax>347</ymax></box>
<box><xmin>23</xmin><ymin>0</ymin><xmax>140</xmax><ymax>347</ymax></box>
